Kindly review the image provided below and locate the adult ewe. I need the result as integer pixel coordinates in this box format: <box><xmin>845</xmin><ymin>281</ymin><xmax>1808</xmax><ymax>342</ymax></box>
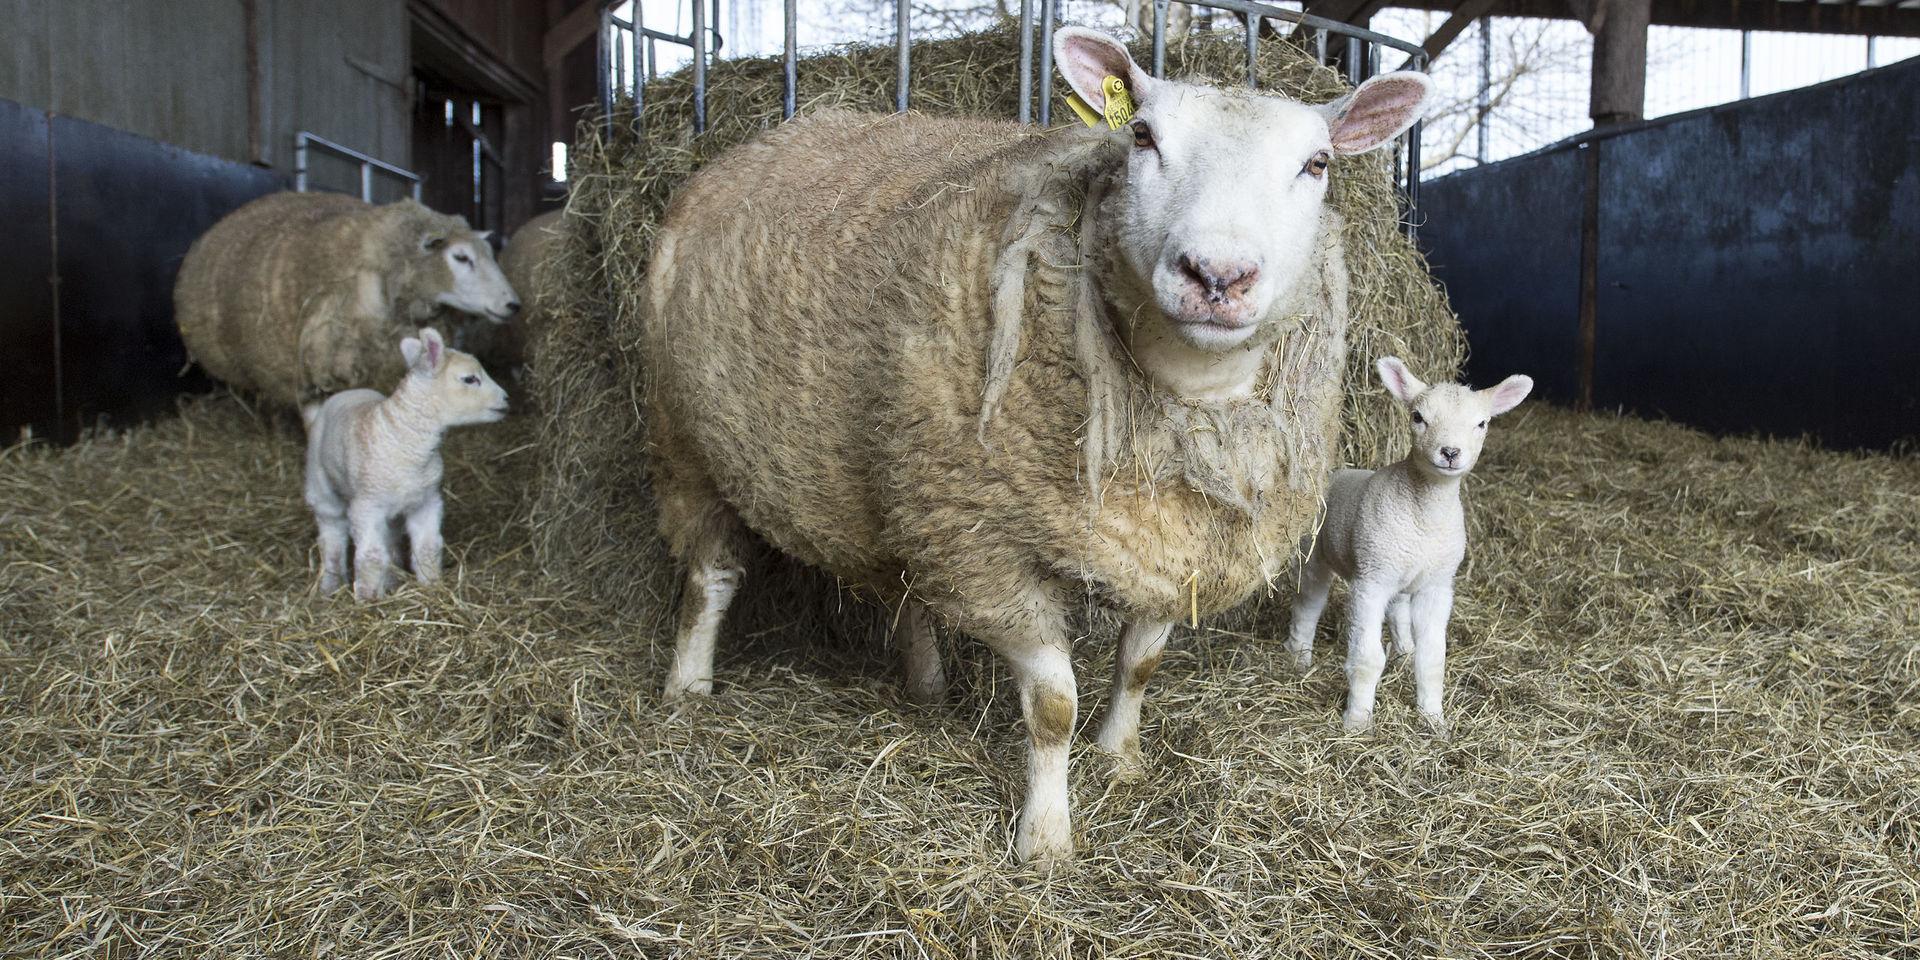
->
<box><xmin>646</xmin><ymin>27</ymin><xmax>1432</xmax><ymax>861</ymax></box>
<box><xmin>175</xmin><ymin>193</ymin><xmax>519</xmax><ymax>409</ymax></box>
<box><xmin>462</xmin><ymin>209</ymin><xmax>571</xmax><ymax>376</ymax></box>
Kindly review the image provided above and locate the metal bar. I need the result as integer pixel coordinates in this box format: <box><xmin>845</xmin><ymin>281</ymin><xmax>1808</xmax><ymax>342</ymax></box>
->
<box><xmin>294</xmin><ymin>132</ymin><xmax>423</xmax><ymax>189</ymax></box>
<box><xmin>1038</xmin><ymin>0</ymin><xmax>1055</xmax><ymax>125</ymax></box>
<box><xmin>1245</xmin><ymin>13</ymin><xmax>1259</xmax><ymax>88</ymax></box>
<box><xmin>784</xmin><ymin>0</ymin><xmax>798</xmax><ymax>118</ymax></box>
<box><xmin>1316</xmin><ymin>27</ymin><xmax>1327</xmax><ymax>65</ymax></box>
<box><xmin>1477</xmin><ymin>17</ymin><xmax>1490</xmax><ymax>163</ymax></box>
<box><xmin>692</xmin><ymin>0</ymin><xmax>708</xmax><ymax>133</ymax></box>
<box><xmin>615</xmin><ymin>28</ymin><xmax>626</xmax><ymax>97</ymax></box>
<box><xmin>1198</xmin><ymin>0</ymin><xmax>1423</xmax><ymax>59</ymax></box>
<box><xmin>633</xmin><ymin>0</ymin><xmax>646</xmax><ymax>120</ymax></box>
<box><xmin>1867</xmin><ymin>35</ymin><xmax>1877</xmax><ymax>68</ymax></box>
<box><xmin>1576</xmin><ymin>140</ymin><xmax>1599</xmax><ymax>413</ymax></box>
<box><xmin>1017</xmin><ymin>0</ymin><xmax>1033</xmax><ymax>123</ymax></box>
<box><xmin>294</xmin><ymin>135</ymin><xmax>309</xmax><ymax>193</ymax></box>
<box><xmin>597</xmin><ymin>4</ymin><xmax>612</xmax><ymax>138</ymax></box>
<box><xmin>359</xmin><ymin>162</ymin><xmax>373</xmax><ymax>202</ymax></box>
<box><xmin>1404</xmin><ymin>119</ymin><xmax>1421</xmax><ymax>240</ymax></box>
<box><xmin>1739</xmin><ymin>30</ymin><xmax>1752</xmax><ymax>98</ymax></box>
<box><xmin>1346</xmin><ymin>37</ymin><xmax>1361</xmax><ymax>85</ymax></box>
<box><xmin>895</xmin><ymin>0</ymin><xmax>910</xmax><ymax>112</ymax></box>
<box><xmin>1152</xmin><ymin>0</ymin><xmax>1169</xmax><ymax>78</ymax></box>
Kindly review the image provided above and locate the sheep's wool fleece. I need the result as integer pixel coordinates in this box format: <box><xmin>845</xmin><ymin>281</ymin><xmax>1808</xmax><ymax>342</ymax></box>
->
<box><xmin>467</xmin><ymin>209</ymin><xmax>569</xmax><ymax>371</ymax></box>
<box><xmin>174</xmin><ymin>192</ymin><xmax>489</xmax><ymax>407</ymax></box>
<box><xmin>646</xmin><ymin>112</ymin><xmax>1348</xmax><ymax>624</ymax></box>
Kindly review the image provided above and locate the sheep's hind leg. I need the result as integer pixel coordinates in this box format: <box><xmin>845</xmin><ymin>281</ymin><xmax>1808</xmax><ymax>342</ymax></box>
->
<box><xmin>405</xmin><ymin>491</ymin><xmax>445</xmax><ymax>585</ymax></box>
<box><xmin>894</xmin><ymin>599</ymin><xmax>947</xmax><ymax>703</ymax></box>
<box><xmin>1287</xmin><ymin>558</ymin><xmax>1334</xmax><ymax>670</ymax></box>
<box><xmin>1094</xmin><ymin>620</ymin><xmax>1173</xmax><ymax>781</ymax></box>
<box><xmin>1341</xmin><ymin>579</ymin><xmax>1396</xmax><ymax>733</ymax></box>
<box><xmin>315</xmin><ymin>508</ymin><xmax>350</xmax><ymax>595</ymax></box>
<box><xmin>1387</xmin><ymin>593</ymin><xmax>1414</xmax><ymax>660</ymax></box>
<box><xmin>657</xmin><ymin>480</ymin><xmax>747</xmax><ymax>703</ymax></box>
<box><xmin>1411</xmin><ymin>585</ymin><xmax>1455</xmax><ymax>739</ymax></box>
<box><xmin>349</xmin><ymin>501</ymin><xmax>394</xmax><ymax>601</ymax></box>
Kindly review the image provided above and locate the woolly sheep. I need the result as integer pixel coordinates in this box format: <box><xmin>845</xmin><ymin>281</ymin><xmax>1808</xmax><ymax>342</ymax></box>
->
<box><xmin>459</xmin><ymin>209</ymin><xmax>572</xmax><ymax>377</ymax></box>
<box><xmin>1286</xmin><ymin>357</ymin><xmax>1533</xmax><ymax>738</ymax></box>
<box><xmin>175</xmin><ymin>192</ymin><xmax>520</xmax><ymax>409</ymax></box>
<box><xmin>643</xmin><ymin>28</ymin><xmax>1433</xmax><ymax>860</ymax></box>
<box><xmin>303</xmin><ymin>328</ymin><xmax>508</xmax><ymax>601</ymax></box>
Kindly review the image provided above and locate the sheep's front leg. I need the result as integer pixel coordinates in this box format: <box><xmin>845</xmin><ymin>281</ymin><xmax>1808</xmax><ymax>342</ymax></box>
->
<box><xmin>1001</xmin><ymin>635</ymin><xmax>1077</xmax><ymax>861</ymax></box>
<box><xmin>894</xmin><ymin>599</ymin><xmax>947</xmax><ymax>703</ymax></box>
<box><xmin>349</xmin><ymin>501</ymin><xmax>394</xmax><ymax>601</ymax></box>
<box><xmin>1287</xmin><ymin>558</ymin><xmax>1334</xmax><ymax>670</ymax></box>
<box><xmin>1411</xmin><ymin>583</ymin><xmax>1455</xmax><ymax>738</ymax></box>
<box><xmin>1387</xmin><ymin>593</ymin><xmax>1414</xmax><ymax>659</ymax></box>
<box><xmin>405</xmin><ymin>491</ymin><xmax>445</xmax><ymax>585</ymax></box>
<box><xmin>1094</xmin><ymin>620</ymin><xmax>1172</xmax><ymax>780</ymax></box>
<box><xmin>315</xmin><ymin>508</ymin><xmax>350</xmax><ymax>595</ymax></box>
<box><xmin>1341</xmin><ymin>579</ymin><xmax>1397</xmax><ymax>733</ymax></box>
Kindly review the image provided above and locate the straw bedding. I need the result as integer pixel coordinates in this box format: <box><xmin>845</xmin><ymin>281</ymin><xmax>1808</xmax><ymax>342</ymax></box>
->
<box><xmin>3</xmin><ymin>392</ymin><xmax>1916</xmax><ymax>957</ymax></box>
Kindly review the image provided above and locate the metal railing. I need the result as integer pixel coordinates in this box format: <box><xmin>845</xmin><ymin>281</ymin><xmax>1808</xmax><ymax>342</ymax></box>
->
<box><xmin>293</xmin><ymin>131</ymin><xmax>423</xmax><ymax>202</ymax></box>
<box><xmin>597</xmin><ymin>0</ymin><xmax>1429</xmax><ymax>235</ymax></box>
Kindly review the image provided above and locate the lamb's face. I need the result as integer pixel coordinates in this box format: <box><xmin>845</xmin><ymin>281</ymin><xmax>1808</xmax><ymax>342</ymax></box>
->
<box><xmin>1377</xmin><ymin>356</ymin><xmax>1534</xmax><ymax>479</ymax></box>
<box><xmin>399</xmin><ymin>328</ymin><xmax>511</xmax><ymax>427</ymax></box>
<box><xmin>425</xmin><ymin>233</ymin><xmax>521</xmax><ymax>324</ymax></box>
<box><xmin>1053</xmin><ymin>28</ymin><xmax>1433</xmax><ymax>354</ymax></box>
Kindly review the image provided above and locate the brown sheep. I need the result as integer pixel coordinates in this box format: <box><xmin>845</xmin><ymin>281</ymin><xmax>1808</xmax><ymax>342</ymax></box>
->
<box><xmin>643</xmin><ymin>28</ymin><xmax>1432</xmax><ymax>860</ymax></box>
<box><xmin>174</xmin><ymin>192</ymin><xmax>519</xmax><ymax>410</ymax></box>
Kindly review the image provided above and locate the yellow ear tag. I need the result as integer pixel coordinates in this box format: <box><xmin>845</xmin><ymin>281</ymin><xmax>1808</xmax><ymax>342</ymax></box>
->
<box><xmin>1063</xmin><ymin>76</ymin><xmax>1135</xmax><ymax>130</ymax></box>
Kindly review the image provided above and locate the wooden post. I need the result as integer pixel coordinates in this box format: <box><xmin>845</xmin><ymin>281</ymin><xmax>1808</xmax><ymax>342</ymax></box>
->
<box><xmin>1584</xmin><ymin>0</ymin><xmax>1650</xmax><ymax>126</ymax></box>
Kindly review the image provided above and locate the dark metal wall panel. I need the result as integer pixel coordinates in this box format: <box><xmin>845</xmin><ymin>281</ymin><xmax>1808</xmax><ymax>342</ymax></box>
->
<box><xmin>1416</xmin><ymin>148</ymin><xmax>1585</xmax><ymax>401</ymax></box>
<box><xmin>0</xmin><ymin>100</ymin><xmax>55</xmax><ymax>444</ymax></box>
<box><xmin>48</xmin><ymin>113</ymin><xmax>283</xmax><ymax>439</ymax></box>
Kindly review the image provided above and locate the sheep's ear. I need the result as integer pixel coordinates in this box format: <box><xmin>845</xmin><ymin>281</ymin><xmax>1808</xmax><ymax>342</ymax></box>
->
<box><xmin>1324</xmin><ymin>72</ymin><xmax>1434</xmax><ymax>155</ymax></box>
<box><xmin>1376</xmin><ymin>356</ymin><xmax>1426</xmax><ymax>405</ymax></box>
<box><xmin>1053</xmin><ymin>27</ymin><xmax>1154</xmax><ymax>114</ymax></box>
<box><xmin>400</xmin><ymin>336</ymin><xmax>423</xmax><ymax>368</ymax></box>
<box><xmin>1484</xmin><ymin>374</ymin><xmax>1534</xmax><ymax>416</ymax></box>
<box><xmin>420</xmin><ymin>233</ymin><xmax>448</xmax><ymax>253</ymax></box>
<box><xmin>407</xmin><ymin>327</ymin><xmax>445</xmax><ymax>372</ymax></box>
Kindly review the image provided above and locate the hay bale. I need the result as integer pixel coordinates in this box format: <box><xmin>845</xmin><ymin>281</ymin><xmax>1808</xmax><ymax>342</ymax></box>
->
<box><xmin>174</xmin><ymin>192</ymin><xmax>519</xmax><ymax>408</ymax></box>
<box><xmin>460</xmin><ymin>209</ymin><xmax>572</xmax><ymax>378</ymax></box>
<box><xmin>532</xmin><ymin>24</ymin><xmax>1464</xmax><ymax>616</ymax></box>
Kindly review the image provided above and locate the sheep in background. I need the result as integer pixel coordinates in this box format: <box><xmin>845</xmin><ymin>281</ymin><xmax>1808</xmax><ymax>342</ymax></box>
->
<box><xmin>175</xmin><ymin>193</ymin><xmax>520</xmax><ymax>409</ymax></box>
<box><xmin>642</xmin><ymin>27</ymin><xmax>1434</xmax><ymax>860</ymax></box>
<box><xmin>303</xmin><ymin>328</ymin><xmax>508</xmax><ymax>601</ymax></box>
<box><xmin>1287</xmin><ymin>356</ymin><xmax>1533</xmax><ymax>738</ymax></box>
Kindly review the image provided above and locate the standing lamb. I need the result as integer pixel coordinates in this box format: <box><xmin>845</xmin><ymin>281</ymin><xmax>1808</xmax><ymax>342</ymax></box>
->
<box><xmin>303</xmin><ymin>328</ymin><xmax>509</xmax><ymax>601</ymax></box>
<box><xmin>642</xmin><ymin>27</ymin><xmax>1432</xmax><ymax>860</ymax></box>
<box><xmin>1286</xmin><ymin>357</ymin><xmax>1533</xmax><ymax>738</ymax></box>
<box><xmin>175</xmin><ymin>192</ymin><xmax>520</xmax><ymax>409</ymax></box>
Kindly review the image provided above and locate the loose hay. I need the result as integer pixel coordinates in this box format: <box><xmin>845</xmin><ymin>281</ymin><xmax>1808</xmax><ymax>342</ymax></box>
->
<box><xmin>3</xmin><ymin>393</ymin><xmax>1917</xmax><ymax>956</ymax></box>
<box><xmin>529</xmin><ymin>24</ymin><xmax>1465</xmax><ymax>612</ymax></box>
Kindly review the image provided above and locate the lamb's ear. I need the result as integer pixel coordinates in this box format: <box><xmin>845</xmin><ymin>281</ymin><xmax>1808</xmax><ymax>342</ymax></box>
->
<box><xmin>1052</xmin><ymin>27</ymin><xmax>1154</xmax><ymax>114</ymax></box>
<box><xmin>400</xmin><ymin>336</ymin><xmax>424</xmax><ymax>368</ymax></box>
<box><xmin>1324</xmin><ymin>71</ymin><xmax>1434</xmax><ymax>155</ymax></box>
<box><xmin>1484</xmin><ymin>374</ymin><xmax>1534</xmax><ymax>416</ymax></box>
<box><xmin>1376</xmin><ymin>356</ymin><xmax>1426</xmax><ymax>405</ymax></box>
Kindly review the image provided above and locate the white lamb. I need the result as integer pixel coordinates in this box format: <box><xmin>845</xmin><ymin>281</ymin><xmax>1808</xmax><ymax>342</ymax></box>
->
<box><xmin>1286</xmin><ymin>356</ymin><xmax>1533</xmax><ymax>737</ymax></box>
<box><xmin>303</xmin><ymin>327</ymin><xmax>508</xmax><ymax>600</ymax></box>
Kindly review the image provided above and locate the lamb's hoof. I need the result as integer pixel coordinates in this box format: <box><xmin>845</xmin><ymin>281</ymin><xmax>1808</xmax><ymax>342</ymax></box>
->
<box><xmin>353</xmin><ymin>581</ymin><xmax>386</xmax><ymax>602</ymax></box>
<box><xmin>1422</xmin><ymin>713</ymin><xmax>1452</xmax><ymax>741</ymax></box>
<box><xmin>1095</xmin><ymin>736</ymin><xmax>1146</xmax><ymax>783</ymax></box>
<box><xmin>1287</xmin><ymin>646</ymin><xmax>1313</xmax><ymax>671</ymax></box>
<box><xmin>1015</xmin><ymin>808</ymin><xmax>1073</xmax><ymax>863</ymax></box>
<box><xmin>318</xmin><ymin>574</ymin><xmax>344</xmax><ymax>595</ymax></box>
<box><xmin>1341</xmin><ymin>711</ymin><xmax>1374</xmax><ymax>735</ymax></box>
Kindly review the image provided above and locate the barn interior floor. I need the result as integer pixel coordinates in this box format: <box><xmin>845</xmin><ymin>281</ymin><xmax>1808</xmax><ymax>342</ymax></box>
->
<box><xmin>3</xmin><ymin>393</ymin><xmax>1916</xmax><ymax>958</ymax></box>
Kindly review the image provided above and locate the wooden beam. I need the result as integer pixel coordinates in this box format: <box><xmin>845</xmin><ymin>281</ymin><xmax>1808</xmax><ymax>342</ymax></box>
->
<box><xmin>1589</xmin><ymin>0</ymin><xmax>1651</xmax><ymax>125</ymax></box>
<box><xmin>545</xmin><ymin>0</ymin><xmax>601</xmax><ymax>68</ymax></box>
<box><xmin>1422</xmin><ymin>0</ymin><xmax>1503</xmax><ymax>61</ymax></box>
<box><xmin>1389</xmin><ymin>0</ymin><xmax>1920</xmax><ymax>36</ymax></box>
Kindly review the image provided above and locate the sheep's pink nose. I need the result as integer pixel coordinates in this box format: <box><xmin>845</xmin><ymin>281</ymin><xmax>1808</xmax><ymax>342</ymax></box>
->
<box><xmin>1178</xmin><ymin>255</ymin><xmax>1260</xmax><ymax>306</ymax></box>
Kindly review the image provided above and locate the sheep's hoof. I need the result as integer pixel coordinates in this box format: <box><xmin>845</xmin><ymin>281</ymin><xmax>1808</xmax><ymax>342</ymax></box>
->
<box><xmin>318</xmin><ymin>573</ymin><xmax>344</xmax><ymax>595</ymax></box>
<box><xmin>1341</xmin><ymin>710</ymin><xmax>1374</xmax><ymax>735</ymax></box>
<box><xmin>1015</xmin><ymin>807</ymin><xmax>1073</xmax><ymax>862</ymax></box>
<box><xmin>1422</xmin><ymin>713</ymin><xmax>1452</xmax><ymax>741</ymax></box>
<box><xmin>662</xmin><ymin>675</ymin><xmax>713</xmax><ymax>703</ymax></box>
<box><xmin>903</xmin><ymin>674</ymin><xmax>948</xmax><ymax>705</ymax></box>
<box><xmin>1094</xmin><ymin>735</ymin><xmax>1146</xmax><ymax>783</ymax></box>
<box><xmin>353</xmin><ymin>581</ymin><xmax>386</xmax><ymax>602</ymax></box>
<box><xmin>1287</xmin><ymin>645</ymin><xmax>1313</xmax><ymax>671</ymax></box>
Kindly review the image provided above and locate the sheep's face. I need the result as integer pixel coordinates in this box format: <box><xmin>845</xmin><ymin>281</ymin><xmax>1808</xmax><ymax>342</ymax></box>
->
<box><xmin>1377</xmin><ymin>356</ymin><xmax>1533</xmax><ymax>479</ymax></box>
<box><xmin>423</xmin><ymin>232</ymin><xmax>521</xmax><ymax>324</ymax></box>
<box><xmin>1054</xmin><ymin>28</ymin><xmax>1432</xmax><ymax>353</ymax></box>
<box><xmin>400</xmin><ymin>328</ymin><xmax>511</xmax><ymax>427</ymax></box>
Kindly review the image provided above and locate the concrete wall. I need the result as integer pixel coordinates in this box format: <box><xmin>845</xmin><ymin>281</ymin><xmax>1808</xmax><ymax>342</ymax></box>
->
<box><xmin>0</xmin><ymin>0</ymin><xmax>412</xmax><ymax>189</ymax></box>
<box><xmin>1420</xmin><ymin>57</ymin><xmax>1920</xmax><ymax>450</ymax></box>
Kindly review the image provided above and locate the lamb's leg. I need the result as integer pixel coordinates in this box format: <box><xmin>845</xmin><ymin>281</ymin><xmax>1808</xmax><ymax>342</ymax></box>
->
<box><xmin>894</xmin><ymin>599</ymin><xmax>946</xmax><ymax>703</ymax></box>
<box><xmin>1411</xmin><ymin>584</ymin><xmax>1455</xmax><ymax>738</ymax></box>
<box><xmin>1341</xmin><ymin>579</ymin><xmax>1396</xmax><ymax>733</ymax></box>
<box><xmin>349</xmin><ymin>501</ymin><xmax>393</xmax><ymax>601</ymax></box>
<box><xmin>1287</xmin><ymin>557</ymin><xmax>1335</xmax><ymax>670</ymax></box>
<box><xmin>1388</xmin><ymin>593</ymin><xmax>1414</xmax><ymax>659</ymax></box>
<box><xmin>315</xmin><ymin>508</ymin><xmax>350</xmax><ymax>595</ymax></box>
<box><xmin>657</xmin><ymin>479</ymin><xmax>748</xmax><ymax>703</ymax></box>
<box><xmin>405</xmin><ymin>491</ymin><xmax>445</xmax><ymax>585</ymax></box>
<box><xmin>1094</xmin><ymin>620</ymin><xmax>1173</xmax><ymax>781</ymax></box>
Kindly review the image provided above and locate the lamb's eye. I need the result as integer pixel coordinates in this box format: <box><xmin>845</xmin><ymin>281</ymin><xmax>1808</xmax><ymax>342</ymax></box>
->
<box><xmin>461</xmin><ymin>374</ymin><xmax>480</xmax><ymax>385</ymax></box>
<box><xmin>453</xmin><ymin>252</ymin><xmax>472</xmax><ymax>265</ymax></box>
<box><xmin>1477</xmin><ymin>420</ymin><xmax>1488</xmax><ymax>429</ymax></box>
<box><xmin>1303</xmin><ymin>151</ymin><xmax>1331</xmax><ymax>178</ymax></box>
<box><xmin>1131</xmin><ymin>120</ymin><xmax>1154</xmax><ymax>149</ymax></box>
<box><xmin>1411</xmin><ymin>411</ymin><xmax>1425</xmax><ymax>425</ymax></box>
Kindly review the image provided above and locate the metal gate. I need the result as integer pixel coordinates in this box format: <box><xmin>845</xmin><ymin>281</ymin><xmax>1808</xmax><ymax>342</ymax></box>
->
<box><xmin>595</xmin><ymin>0</ymin><xmax>1430</xmax><ymax>236</ymax></box>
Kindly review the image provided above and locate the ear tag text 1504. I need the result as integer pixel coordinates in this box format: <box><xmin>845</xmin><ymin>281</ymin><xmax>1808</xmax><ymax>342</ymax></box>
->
<box><xmin>1063</xmin><ymin>75</ymin><xmax>1135</xmax><ymax>130</ymax></box>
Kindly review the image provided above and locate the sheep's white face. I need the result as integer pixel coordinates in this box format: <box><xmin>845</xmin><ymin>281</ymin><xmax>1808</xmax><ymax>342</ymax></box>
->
<box><xmin>1054</xmin><ymin>28</ymin><xmax>1433</xmax><ymax>353</ymax></box>
<box><xmin>400</xmin><ymin>328</ymin><xmax>511</xmax><ymax>427</ymax></box>
<box><xmin>429</xmin><ymin>236</ymin><xmax>521</xmax><ymax>324</ymax></box>
<box><xmin>1378</xmin><ymin>356</ymin><xmax>1533</xmax><ymax>479</ymax></box>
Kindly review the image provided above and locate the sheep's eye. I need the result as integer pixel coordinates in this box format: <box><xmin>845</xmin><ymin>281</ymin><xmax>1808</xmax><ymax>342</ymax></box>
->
<box><xmin>1411</xmin><ymin>411</ymin><xmax>1425</xmax><ymax>425</ymax></box>
<box><xmin>461</xmin><ymin>374</ymin><xmax>480</xmax><ymax>385</ymax></box>
<box><xmin>1303</xmin><ymin>151</ymin><xmax>1331</xmax><ymax>178</ymax></box>
<box><xmin>1131</xmin><ymin>120</ymin><xmax>1154</xmax><ymax>149</ymax></box>
<box><xmin>453</xmin><ymin>252</ymin><xmax>472</xmax><ymax>265</ymax></box>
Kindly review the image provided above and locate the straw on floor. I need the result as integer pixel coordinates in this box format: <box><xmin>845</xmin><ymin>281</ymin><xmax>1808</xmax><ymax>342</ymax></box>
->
<box><xmin>2</xmin><ymin>391</ymin><xmax>1916</xmax><ymax>957</ymax></box>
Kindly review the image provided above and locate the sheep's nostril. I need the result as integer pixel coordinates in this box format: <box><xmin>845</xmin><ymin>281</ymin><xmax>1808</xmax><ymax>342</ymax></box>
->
<box><xmin>505</xmin><ymin>300</ymin><xmax>523</xmax><ymax>314</ymax></box>
<box><xmin>1441</xmin><ymin>447</ymin><xmax>1461</xmax><ymax>462</ymax></box>
<box><xmin>1178</xmin><ymin>255</ymin><xmax>1260</xmax><ymax>304</ymax></box>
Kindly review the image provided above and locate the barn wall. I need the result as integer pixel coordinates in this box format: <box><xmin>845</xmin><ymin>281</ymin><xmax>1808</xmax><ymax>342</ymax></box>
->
<box><xmin>1421</xmin><ymin>56</ymin><xmax>1920</xmax><ymax>449</ymax></box>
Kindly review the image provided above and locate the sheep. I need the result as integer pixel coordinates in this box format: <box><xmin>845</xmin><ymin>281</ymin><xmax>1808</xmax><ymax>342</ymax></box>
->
<box><xmin>1285</xmin><ymin>357</ymin><xmax>1533</xmax><ymax>738</ymax></box>
<box><xmin>303</xmin><ymin>328</ymin><xmax>508</xmax><ymax>601</ymax></box>
<box><xmin>174</xmin><ymin>192</ymin><xmax>520</xmax><ymax>409</ymax></box>
<box><xmin>641</xmin><ymin>27</ymin><xmax>1433</xmax><ymax>861</ymax></box>
<box><xmin>457</xmin><ymin>209</ymin><xmax>571</xmax><ymax>380</ymax></box>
